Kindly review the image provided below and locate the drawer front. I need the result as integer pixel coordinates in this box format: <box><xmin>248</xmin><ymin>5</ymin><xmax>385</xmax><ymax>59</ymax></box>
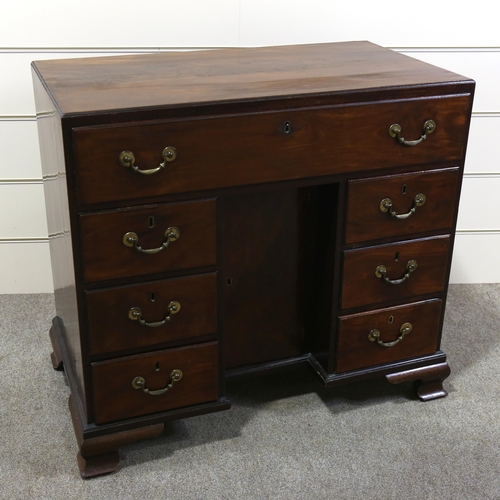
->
<box><xmin>92</xmin><ymin>342</ymin><xmax>218</xmax><ymax>424</ymax></box>
<box><xmin>86</xmin><ymin>273</ymin><xmax>217</xmax><ymax>355</ymax></box>
<box><xmin>345</xmin><ymin>168</ymin><xmax>460</xmax><ymax>244</ymax></box>
<box><xmin>73</xmin><ymin>95</ymin><xmax>470</xmax><ymax>205</ymax></box>
<box><xmin>80</xmin><ymin>199</ymin><xmax>216</xmax><ymax>283</ymax></box>
<box><xmin>336</xmin><ymin>300</ymin><xmax>442</xmax><ymax>373</ymax></box>
<box><xmin>341</xmin><ymin>236</ymin><xmax>450</xmax><ymax>310</ymax></box>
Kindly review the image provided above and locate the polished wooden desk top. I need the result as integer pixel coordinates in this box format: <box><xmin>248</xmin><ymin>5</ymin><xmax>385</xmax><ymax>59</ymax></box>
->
<box><xmin>33</xmin><ymin>41</ymin><xmax>470</xmax><ymax>116</ymax></box>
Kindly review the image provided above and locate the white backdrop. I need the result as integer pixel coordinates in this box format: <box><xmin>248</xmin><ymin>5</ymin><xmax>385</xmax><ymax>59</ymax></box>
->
<box><xmin>1</xmin><ymin>1</ymin><xmax>499</xmax><ymax>292</ymax></box>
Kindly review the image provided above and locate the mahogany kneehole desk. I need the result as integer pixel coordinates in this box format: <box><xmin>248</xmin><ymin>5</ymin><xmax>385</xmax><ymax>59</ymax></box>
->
<box><xmin>32</xmin><ymin>42</ymin><xmax>475</xmax><ymax>478</ymax></box>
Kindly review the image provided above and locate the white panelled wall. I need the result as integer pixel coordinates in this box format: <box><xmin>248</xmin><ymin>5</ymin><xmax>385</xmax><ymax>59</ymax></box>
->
<box><xmin>1</xmin><ymin>1</ymin><xmax>499</xmax><ymax>292</ymax></box>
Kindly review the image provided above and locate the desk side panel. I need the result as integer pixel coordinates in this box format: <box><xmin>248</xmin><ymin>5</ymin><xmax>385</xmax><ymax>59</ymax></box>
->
<box><xmin>32</xmin><ymin>67</ymin><xmax>86</xmax><ymax>410</ymax></box>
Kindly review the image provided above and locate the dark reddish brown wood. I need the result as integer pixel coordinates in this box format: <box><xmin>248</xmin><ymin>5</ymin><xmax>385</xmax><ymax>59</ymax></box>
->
<box><xmin>306</xmin><ymin>183</ymin><xmax>340</xmax><ymax>372</ymax></box>
<box><xmin>311</xmin><ymin>350</ymin><xmax>448</xmax><ymax>387</ymax></box>
<box><xmin>345</xmin><ymin>168</ymin><xmax>460</xmax><ymax>244</ymax></box>
<box><xmin>336</xmin><ymin>299</ymin><xmax>442</xmax><ymax>372</ymax></box>
<box><xmin>69</xmin><ymin>394</ymin><xmax>164</xmax><ymax>478</ymax></box>
<box><xmin>49</xmin><ymin>324</ymin><xmax>64</xmax><ymax>370</ymax></box>
<box><xmin>32</xmin><ymin>42</ymin><xmax>471</xmax><ymax>116</ymax></box>
<box><xmin>386</xmin><ymin>361</ymin><xmax>451</xmax><ymax>401</ymax></box>
<box><xmin>32</xmin><ymin>42</ymin><xmax>475</xmax><ymax>479</ymax></box>
<box><xmin>341</xmin><ymin>235</ymin><xmax>450</xmax><ymax>310</ymax></box>
<box><xmin>222</xmin><ymin>189</ymin><xmax>307</xmax><ymax>369</ymax></box>
<box><xmin>85</xmin><ymin>273</ymin><xmax>217</xmax><ymax>355</ymax></box>
<box><xmin>80</xmin><ymin>199</ymin><xmax>216</xmax><ymax>283</ymax></box>
<box><xmin>73</xmin><ymin>96</ymin><xmax>469</xmax><ymax>205</ymax></box>
<box><xmin>92</xmin><ymin>342</ymin><xmax>219</xmax><ymax>424</ymax></box>
<box><xmin>33</xmin><ymin>72</ymin><xmax>88</xmax><ymax>407</ymax></box>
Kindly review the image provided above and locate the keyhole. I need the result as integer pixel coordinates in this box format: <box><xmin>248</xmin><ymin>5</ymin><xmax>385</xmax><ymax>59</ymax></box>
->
<box><xmin>150</xmin><ymin>292</ymin><xmax>156</xmax><ymax>302</ymax></box>
<box><xmin>148</xmin><ymin>216</ymin><xmax>155</xmax><ymax>228</ymax></box>
<box><xmin>389</xmin><ymin>315</ymin><xmax>394</xmax><ymax>324</ymax></box>
<box><xmin>395</xmin><ymin>252</ymin><xmax>399</xmax><ymax>262</ymax></box>
<box><xmin>284</xmin><ymin>121</ymin><xmax>291</xmax><ymax>134</ymax></box>
<box><xmin>402</xmin><ymin>184</ymin><xmax>407</xmax><ymax>195</ymax></box>
<box><xmin>155</xmin><ymin>362</ymin><xmax>160</xmax><ymax>371</ymax></box>
<box><xmin>227</xmin><ymin>278</ymin><xmax>232</xmax><ymax>286</ymax></box>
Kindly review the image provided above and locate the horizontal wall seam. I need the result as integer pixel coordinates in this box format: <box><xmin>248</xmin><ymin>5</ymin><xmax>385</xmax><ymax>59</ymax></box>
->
<box><xmin>0</xmin><ymin>115</ymin><xmax>36</xmax><ymax>121</ymax></box>
<box><xmin>1</xmin><ymin>113</ymin><xmax>500</xmax><ymax>122</ymax></box>
<box><xmin>0</xmin><ymin>179</ymin><xmax>42</xmax><ymax>184</ymax></box>
<box><xmin>472</xmin><ymin>112</ymin><xmax>500</xmax><ymax>117</ymax></box>
<box><xmin>463</xmin><ymin>173</ymin><xmax>500</xmax><ymax>178</ymax></box>
<box><xmin>0</xmin><ymin>237</ymin><xmax>48</xmax><ymax>243</ymax></box>
<box><xmin>0</xmin><ymin>47</ymin><xmax>220</xmax><ymax>53</ymax></box>
<box><xmin>394</xmin><ymin>47</ymin><xmax>500</xmax><ymax>52</ymax></box>
<box><xmin>2</xmin><ymin>230</ymin><xmax>499</xmax><ymax>243</ymax></box>
<box><xmin>0</xmin><ymin>48</ymin><xmax>161</xmax><ymax>53</ymax></box>
<box><xmin>0</xmin><ymin>174</ymin><xmax>498</xmax><ymax>184</ymax></box>
<box><xmin>456</xmin><ymin>229</ymin><xmax>500</xmax><ymax>235</ymax></box>
<box><xmin>1</xmin><ymin>173</ymin><xmax>500</xmax><ymax>185</ymax></box>
<box><xmin>0</xmin><ymin>46</ymin><xmax>499</xmax><ymax>53</ymax></box>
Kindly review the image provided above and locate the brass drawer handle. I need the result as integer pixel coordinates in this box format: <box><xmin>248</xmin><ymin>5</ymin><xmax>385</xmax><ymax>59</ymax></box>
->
<box><xmin>380</xmin><ymin>193</ymin><xmax>426</xmax><ymax>219</ymax></box>
<box><xmin>123</xmin><ymin>226</ymin><xmax>180</xmax><ymax>254</ymax></box>
<box><xmin>389</xmin><ymin>119</ymin><xmax>436</xmax><ymax>146</ymax></box>
<box><xmin>132</xmin><ymin>369</ymin><xmax>183</xmax><ymax>396</ymax></box>
<box><xmin>128</xmin><ymin>301</ymin><xmax>181</xmax><ymax>328</ymax></box>
<box><xmin>118</xmin><ymin>146</ymin><xmax>177</xmax><ymax>175</ymax></box>
<box><xmin>368</xmin><ymin>322</ymin><xmax>412</xmax><ymax>347</ymax></box>
<box><xmin>375</xmin><ymin>259</ymin><xmax>417</xmax><ymax>285</ymax></box>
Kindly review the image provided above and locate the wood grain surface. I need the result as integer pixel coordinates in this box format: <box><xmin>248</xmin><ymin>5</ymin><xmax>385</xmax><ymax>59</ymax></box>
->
<box><xmin>336</xmin><ymin>299</ymin><xmax>442</xmax><ymax>372</ymax></box>
<box><xmin>86</xmin><ymin>273</ymin><xmax>217</xmax><ymax>356</ymax></box>
<box><xmin>341</xmin><ymin>236</ymin><xmax>450</xmax><ymax>309</ymax></box>
<box><xmin>345</xmin><ymin>167</ymin><xmax>460</xmax><ymax>244</ymax></box>
<box><xmin>73</xmin><ymin>96</ymin><xmax>470</xmax><ymax>205</ymax></box>
<box><xmin>92</xmin><ymin>342</ymin><xmax>218</xmax><ymax>424</ymax></box>
<box><xmin>80</xmin><ymin>199</ymin><xmax>216</xmax><ymax>283</ymax></box>
<box><xmin>32</xmin><ymin>42</ymin><xmax>471</xmax><ymax>115</ymax></box>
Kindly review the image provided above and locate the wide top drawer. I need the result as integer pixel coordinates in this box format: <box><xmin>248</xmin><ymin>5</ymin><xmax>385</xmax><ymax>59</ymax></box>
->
<box><xmin>73</xmin><ymin>95</ymin><xmax>471</xmax><ymax>205</ymax></box>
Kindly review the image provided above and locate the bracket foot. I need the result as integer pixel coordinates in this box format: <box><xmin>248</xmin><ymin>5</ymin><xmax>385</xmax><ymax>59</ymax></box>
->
<box><xmin>386</xmin><ymin>362</ymin><xmax>451</xmax><ymax>401</ymax></box>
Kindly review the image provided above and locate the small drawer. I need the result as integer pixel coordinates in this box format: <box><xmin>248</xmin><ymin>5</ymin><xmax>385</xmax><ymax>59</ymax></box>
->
<box><xmin>336</xmin><ymin>300</ymin><xmax>442</xmax><ymax>373</ymax></box>
<box><xmin>341</xmin><ymin>235</ymin><xmax>450</xmax><ymax>310</ymax></box>
<box><xmin>345</xmin><ymin>168</ymin><xmax>460</xmax><ymax>244</ymax></box>
<box><xmin>73</xmin><ymin>95</ymin><xmax>470</xmax><ymax>205</ymax></box>
<box><xmin>86</xmin><ymin>273</ymin><xmax>217</xmax><ymax>355</ymax></box>
<box><xmin>92</xmin><ymin>342</ymin><xmax>219</xmax><ymax>424</ymax></box>
<box><xmin>80</xmin><ymin>199</ymin><xmax>216</xmax><ymax>283</ymax></box>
